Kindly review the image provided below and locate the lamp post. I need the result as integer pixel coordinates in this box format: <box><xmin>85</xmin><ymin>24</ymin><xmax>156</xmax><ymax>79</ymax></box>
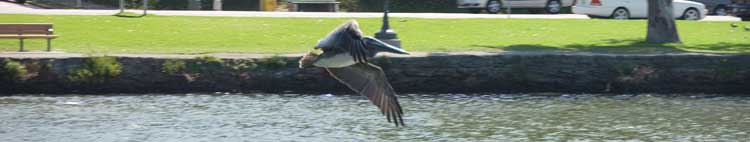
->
<box><xmin>143</xmin><ymin>0</ymin><xmax>148</xmax><ymax>15</ymax></box>
<box><xmin>374</xmin><ymin>0</ymin><xmax>401</xmax><ymax>48</ymax></box>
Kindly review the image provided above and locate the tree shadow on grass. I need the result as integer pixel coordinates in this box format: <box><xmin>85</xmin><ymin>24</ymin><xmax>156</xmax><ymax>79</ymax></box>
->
<box><xmin>473</xmin><ymin>38</ymin><xmax>750</xmax><ymax>54</ymax></box>
<box><xmin>113</xmin><ymin>12</ymin><xmax>147</xmax><ymax>18</ymax></box>
<box><xmin>683</xmin><ymin>42</ymin><xmax>750</xmax><ymax>53</ymax></box>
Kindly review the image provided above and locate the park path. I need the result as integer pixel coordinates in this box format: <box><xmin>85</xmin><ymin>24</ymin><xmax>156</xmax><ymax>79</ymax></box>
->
<box><xmin>0</xmin><ymin>1</ymin><xmax>740</xmax><ymax>21</ymax></box>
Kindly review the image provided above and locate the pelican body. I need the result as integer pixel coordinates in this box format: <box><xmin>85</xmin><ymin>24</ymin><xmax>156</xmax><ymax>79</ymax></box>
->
<box><xmin>299</xmin><ymin>20</ymin><xmax>409</xmax><ymax>126</ymax></box>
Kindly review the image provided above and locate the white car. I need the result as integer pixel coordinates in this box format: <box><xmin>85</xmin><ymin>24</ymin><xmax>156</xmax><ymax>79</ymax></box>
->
<box><xmin>457</xmin><ymin>0</ymin><xmax>576</xmax><ymax>14</ymax></box>
<box><xmin>573</xmin><ymin>0</ymin><xmax>707</xmax><ymax>20</ymax></box>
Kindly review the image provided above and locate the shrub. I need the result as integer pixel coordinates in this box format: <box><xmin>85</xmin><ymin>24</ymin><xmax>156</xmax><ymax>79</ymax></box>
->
<box><xmin>339</xmin><ymin>0</ymin><xmax>359</xmax><ymax>12</ymax></box>
<box><xmin>88</xmin><ymin>0</ymin><xmax>189</xmax><ymax>9</ymax></box>
<box><xmin>222</xmin><ymin>0</ymin><xmax>260</xmax><ymax>11</ymax></box>
<box><xmin>357</xmin><ymin>0</ymin><xmax>462</xmax><ymax>13</ymax></box>
<box><xmin>154</xmin><ymin>0</ymin><xmax>188</xmax><ymax>10</ymax></box>
<box><xmin>0</xmin><ymin>59</ymin><xmax>28</xmax><ymax>82</ymax></box>
<box><xmin>162</xmin><ymin>59</ymin><xmax>186</xmax><ymax>75</ymax></box>
<box><xmin>67</xmin><ymin>57</ymin><xmax>122</xmax><ymax>84</ymax></box>
<box><xmin>186</xmin><ymin>56</ymin><xmax>224</xmax><ymax>75</ymax></box>
<box><xmin>22</xmin><ymin>61</ymin><xmax>55</xmax><ymax>81</ymax></box>
<box><xmin>89</xmin><ymin>0</ymin><xmax>139</xmax><ymax>8</ymax></box>
<box><xmin>226</xmin><ymin>59</ymin><xmax>258</xmax><ymax>71</ymax></box>
<box><xmin>256</xmin><ymin>56</ymin><xmax>288</xmax><ymax>70</ymax></box>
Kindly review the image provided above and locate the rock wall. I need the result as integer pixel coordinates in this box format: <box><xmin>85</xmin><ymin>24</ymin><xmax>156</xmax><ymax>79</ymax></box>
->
<box><xmin>1</xmin><ymin>52</ymin><xmax>749</xmax><ymax>94</ymax></box>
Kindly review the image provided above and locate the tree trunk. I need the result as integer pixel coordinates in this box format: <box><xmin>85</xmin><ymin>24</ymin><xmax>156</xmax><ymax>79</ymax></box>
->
<box><xmin>143</xmin><ymin>0</ymin><xmax>149</xmax><ymax>15</ymax></box>
<box><xmin>214</xmin><ymin>0</ymin><xmax>223</xmax><ymax>11</ymax></box>
<box><xmin>647</xmin><ymin>0</ymin><xmax>681</xmax><ymax>43</ymax></box>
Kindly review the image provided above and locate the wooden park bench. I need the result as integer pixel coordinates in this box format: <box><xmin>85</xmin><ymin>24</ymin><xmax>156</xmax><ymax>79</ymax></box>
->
<box><xmin>0</xmin><ymin>23</ymin><xmax>58</xmax><ymax>52</ymax></box>
<box><xmin>288</xmin><ymin>0</ymin><xmax>340</xmax><ymax>12</ymax></box>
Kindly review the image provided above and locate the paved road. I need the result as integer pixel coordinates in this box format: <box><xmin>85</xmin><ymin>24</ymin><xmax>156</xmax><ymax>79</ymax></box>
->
<box><xmin>1</xmin><ymin>1</ymin><xmax>742</xmax><ymax>21</ymax></box>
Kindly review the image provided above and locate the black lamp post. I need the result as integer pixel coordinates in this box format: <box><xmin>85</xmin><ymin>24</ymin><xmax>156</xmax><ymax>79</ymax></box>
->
<box><xmin>374</xmin><ymin>0</ymin><xmax>401</xmax><ymax>48</ymax></box>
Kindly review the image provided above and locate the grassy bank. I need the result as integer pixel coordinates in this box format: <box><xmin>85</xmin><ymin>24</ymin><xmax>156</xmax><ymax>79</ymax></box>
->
<box><xmin>0</xmin><ymin>14</ymin><xmax>748</xmax><ymax>54</ymax></box>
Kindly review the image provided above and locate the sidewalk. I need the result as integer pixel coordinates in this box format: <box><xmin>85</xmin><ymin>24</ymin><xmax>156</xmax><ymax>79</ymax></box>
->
<box><xmin>1</xmin><ymin>1</ymin><xmax>741</xmax><ymax>20</ymax></box>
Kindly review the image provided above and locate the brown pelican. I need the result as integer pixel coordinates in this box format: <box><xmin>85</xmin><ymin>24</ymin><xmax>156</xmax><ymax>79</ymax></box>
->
<box><xmin>299</xmin><ymin>20</ymin><xmax>409</xmax><ymax>126</ymax></box>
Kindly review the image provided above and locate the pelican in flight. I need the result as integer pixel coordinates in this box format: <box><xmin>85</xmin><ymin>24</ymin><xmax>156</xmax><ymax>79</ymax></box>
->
<box><xmin>298</xmin><ymin>20</ymin><xmax>409</xmax><ymax>126</ymax></box>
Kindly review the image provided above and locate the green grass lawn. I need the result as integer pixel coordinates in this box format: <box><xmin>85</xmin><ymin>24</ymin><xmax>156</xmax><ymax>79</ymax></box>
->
<box><xmin>0</xmin><ymin>14</ymin><xmax>748</xmax><ymax>54</ymax></box>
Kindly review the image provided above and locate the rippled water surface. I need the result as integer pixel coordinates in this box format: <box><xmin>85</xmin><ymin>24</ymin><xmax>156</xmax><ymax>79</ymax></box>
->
<box><xmin>1</xmin><ymin>94</ymin><xmax>750</xmax><ymax>141</ymax></box>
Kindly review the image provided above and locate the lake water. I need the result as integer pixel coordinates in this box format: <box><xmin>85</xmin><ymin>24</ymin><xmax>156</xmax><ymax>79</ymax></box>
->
<box><xmin>1</xmin><ymin>94</ymin><xmax>749</xmax><ymax>141</ymax></box>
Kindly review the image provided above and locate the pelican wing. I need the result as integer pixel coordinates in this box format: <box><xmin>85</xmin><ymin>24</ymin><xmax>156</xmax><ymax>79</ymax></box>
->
<box><xmin>325</xmin><ymin>63</ymin><xmax>405</xmax><ymax>126</ymax></box>
<box><xmin>315</xmin><ymin>20</ymin><xmax>363</xmax><ymax>49</ymax></box>
<box><xmin>315</xmin><ymin>20</ymin><xmax>369</xmax><ymax>64</ymax></box>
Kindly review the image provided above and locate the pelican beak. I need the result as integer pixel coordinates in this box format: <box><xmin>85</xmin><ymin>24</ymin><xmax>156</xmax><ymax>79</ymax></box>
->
<box><xmin>363</xmin><ymin>37</ymin><xmax>409</xmax><ymax>55</ymax></box>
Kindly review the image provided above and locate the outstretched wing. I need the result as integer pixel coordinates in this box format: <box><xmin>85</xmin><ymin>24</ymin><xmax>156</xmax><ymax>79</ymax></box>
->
<box><xmin>325</xmin><ymin>63</ymin><xmax>405</xmax><ymax>126</ymax></box>
<box><xmin>315</xmin><ymin>20</ymin><xmax>369</xmax><ymax>64</ymax></box>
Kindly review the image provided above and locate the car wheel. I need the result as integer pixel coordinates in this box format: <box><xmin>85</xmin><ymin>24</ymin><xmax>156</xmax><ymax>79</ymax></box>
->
<box><xmin>468</xmin><ymin>8</ymin><xmax>482</xmax><ymax>14</ymax></box>
<box><xmin>682</xmin><ymin>8</ymin><xmax>701</xmax><ymax>20</ymax></box>
<box><xmin>713</xmin><ymin>5</ymin><xmax>727</xmax><ymax>16</ymax></box>
<box><xmin>611</xmin><ymin>8</ymin><xmax>629</xmax><ymax>20</ymax></box>
<box><xmin>486</xmin><ymin>0</ymin><xmax>502</xmax><ymax>14</ymax></box>
<box><xmin>545</xmin><ymin>0</ymin><xmax>562</xmax><ymax>14</ymax></box>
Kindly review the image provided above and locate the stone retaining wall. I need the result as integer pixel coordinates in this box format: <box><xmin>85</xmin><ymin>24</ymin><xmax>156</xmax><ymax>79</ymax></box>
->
<box><xmin>1</xmin><ymin>52</ymin><xmax>749</xmax><ymax>94</ymax></box>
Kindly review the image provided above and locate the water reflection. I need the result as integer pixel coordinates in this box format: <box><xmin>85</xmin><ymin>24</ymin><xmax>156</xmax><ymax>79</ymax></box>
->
<box><xmin>1</xmin><ymin>94</ymin><xmax>749</xmax><ymax>141</ymax></box>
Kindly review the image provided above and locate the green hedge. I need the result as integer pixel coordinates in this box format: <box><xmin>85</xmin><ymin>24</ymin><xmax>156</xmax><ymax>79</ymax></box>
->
<box><xmin>85</xmin><ymin>0</ymin><xmax>182</xmax><ymax>9</ymax></box>
<box><xmin>357</xmin><ymin>0</ymin><xmax>464</xmax><ymax>13</ymax></box>
<box><xmin>222</xmin><ymin>0</ymin><xmax>260</xmax><ymax>11</ymax></box>
<box><xmin>153</xmin><ymin>0</ymin><xmax>188</xmax><ymax>10</ymax></box>
<box><xmin>85</xmin><ymin>0</ymin><xmax>255</xmax><ymax>10</ymax></box>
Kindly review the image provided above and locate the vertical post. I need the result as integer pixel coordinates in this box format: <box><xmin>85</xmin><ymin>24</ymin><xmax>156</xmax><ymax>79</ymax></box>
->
<box><xmin>214</xmin><ymin>0</ymin><xmax>222</xmax><ymax>11</ymax></box>
<box><xmin>47</xmin><ymin>39</ymin><xmax>51</xmax><ymax>52</ymax></box>
<box><xmin>19</xmin><ymin>39</ymin><xmax>24</xmax><ymax>52</ymax></box>
<box><xmin>381</xmin><ymin>0</ymin><xmax>391</xmax><ymax>34</ymax></box>
<box><xmin>384</xmin><ymin>0</ymin><xmax>389</xmax><ymax>11</ymax></box>
<box><xmin>259</xmin><ymin>0</ymin><xmax>264</xmax><ymax>11</ymax></box>
<box><xmin>143</xmin><ymin>0</ymin><xmax>148</xmax><ymax>15</ymax></box>
<box><xmin>507</xmin><ymin>1</ymin><xmax>511</xmax><ymax>18</ymax></box>
<box><xmin>334</xmin><ymin>3</ymin><xmax>339</xmax><ymax>12</ymax></box>
<box><xmin>374</xmin><ymin>0</ymin><xmax>401</xmax><ymax>48</ymax></box>
<box><xmin>76</xmin><ymin>0</ymin><xmax>82</xmax><ymax>8</ymax></box>
<box><xmin>119</xmin><ymin>0</ymin><xmax>124</xmax><ymax>13</ymax></box>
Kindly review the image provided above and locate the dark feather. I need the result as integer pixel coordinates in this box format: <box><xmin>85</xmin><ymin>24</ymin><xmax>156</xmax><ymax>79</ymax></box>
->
<box><xmin>316</xmin><ymin>20</ymin><xmax>372</xmax><ymax>64</ymax></box>
<box><xmin>325</xmin><ymin>63</ymin><xmax>405</xmax><ymax>126</ymax></box>
<box><xmin>317</xmin><ymin>21</ymin><xmax>406</xmax><ymax>66</ymax></box>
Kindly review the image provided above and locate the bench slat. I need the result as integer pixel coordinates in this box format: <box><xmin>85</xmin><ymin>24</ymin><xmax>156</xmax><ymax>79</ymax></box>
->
<box><xmin>0</xmin><ymin>24</ymin><xmax>53</xmax><ymax>27</ymax></box>
<box><xmin>0</xmin><ymin>25</ymin><xmax>53</xmax><ymax>30</ymax></box>
<box><xmin>0</xmin><ymin>24</ymin><xmax>54</xmax><ymax>34</ymax></box>
<box><xmin>0</xmin><ymin>35</ymin><xmax>58</xmax><ymax>39</ymax></box>
<box><xmin>0</xmin><ymin>30</ymin><xmax>52</xmax><ymax>34</ymax></box>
